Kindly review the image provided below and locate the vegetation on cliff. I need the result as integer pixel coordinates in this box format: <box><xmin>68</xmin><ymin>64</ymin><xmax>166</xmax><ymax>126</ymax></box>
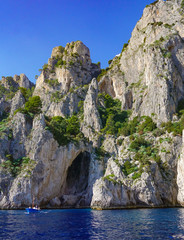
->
<box><xmin>45</xmin><ymin>115</ymin><xmax>84</xmax><ymax>146</ymax></box>
<box><xmin>14</xmin><ymin>95</ymin><xmax>42</xmax><ymax>117</ymax></box>
<box><xmin>98</xmin><ymin>93</ymin><xmax>130</xmax><ymax>135</ymax></box>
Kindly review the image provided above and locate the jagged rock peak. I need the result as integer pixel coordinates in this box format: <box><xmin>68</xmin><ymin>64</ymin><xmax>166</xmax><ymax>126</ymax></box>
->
<box><xmin>88</xmin><ymin>77</ymin><xmax>99</xmax><ymax>94</ymax></box>
<box><xmin>14</xmin><ymin>74</ymin><xmax>34</xmax><ymax>89</ymax></box>
<box><xmin>1</xmin><ymin>74</ymin><xmax>34</xmax><ymax>91</ymax></box>
<box><xmin>51</xmin><ymin>41</ymin><xmax>90</xmax><ymax>59</ymax></box>
<box><xmin>51</xmin><ymin>46</ymin><xmax>65</xmax><ymax>59</ymax></box>
<box><xmin>47</xmin><ymin>41</ymin><xmax>94</xmax><ymax>70</ymax></box>
<box><xmin>34</xmin><ymin>41</ymin><xmax>101</xmax><ymax>116</ymax></box>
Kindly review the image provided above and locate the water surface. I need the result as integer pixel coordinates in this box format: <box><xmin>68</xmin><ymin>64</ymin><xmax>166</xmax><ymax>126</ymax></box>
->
<box><xmin>0</xmin><ymin>208</ymin><xmax>184</xmax><ymax>239</ymax></box>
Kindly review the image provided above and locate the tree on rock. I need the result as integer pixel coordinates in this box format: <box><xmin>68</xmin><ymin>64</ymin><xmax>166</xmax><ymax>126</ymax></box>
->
<box><xmin>25</xmin><ymin>96</ymin><xmax>42</xmax><ymax>114</ymax></box>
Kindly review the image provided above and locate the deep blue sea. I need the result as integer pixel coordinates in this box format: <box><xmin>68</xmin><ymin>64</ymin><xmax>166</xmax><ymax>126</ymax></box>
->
<box><xmin>0</xmin><ymin>208</ymin><xmax>184</xmax><ymax>239</ymax></box>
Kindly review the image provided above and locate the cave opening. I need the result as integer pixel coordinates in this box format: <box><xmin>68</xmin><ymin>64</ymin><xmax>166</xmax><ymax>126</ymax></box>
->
<box><xmin>61</xmin><ymin>151</ymin><xmax>91</xmax><ymax>207</ymax></box>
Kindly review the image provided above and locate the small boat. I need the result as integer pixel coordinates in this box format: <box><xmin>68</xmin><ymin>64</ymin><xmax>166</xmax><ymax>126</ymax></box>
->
<box><xmin>26</xmin><ymin>196</ymin><xmax>41</xmax><ymax>213</ymax></box>
<box><xmin>26</xmin><ymin>207</ymin><xmax>40</xmax><ymax>213</ymax></box>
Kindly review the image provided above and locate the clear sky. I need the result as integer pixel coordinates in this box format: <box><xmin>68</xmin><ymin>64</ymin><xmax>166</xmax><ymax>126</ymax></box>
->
<box><xmin>0</xmin><ymin>0</ymin><xmax>154</xmax><ymax>84</ymax></box>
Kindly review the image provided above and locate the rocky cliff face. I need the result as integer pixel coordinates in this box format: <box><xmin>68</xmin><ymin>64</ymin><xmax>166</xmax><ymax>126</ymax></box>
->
<box><xmin>0</xmin><ymin>74</ymin><xmax>34</xmax><ymax>118</ymax></box>
<box><xmin>99</xmin><ymin>0</ymin><xmax>184</xmax><ymax>123</ymax></box>
<box><xmin>34</xmin><ymin>41</ymin><xmax>100</xmax><ymax>117</ymax></box>
<box><xmin>1</xmin><ymin>0</ymin><xmax>184</xmax><ymax>209</ymax></box>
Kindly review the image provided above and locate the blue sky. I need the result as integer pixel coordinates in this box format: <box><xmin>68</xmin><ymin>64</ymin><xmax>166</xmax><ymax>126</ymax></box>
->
<box><xmin>0</xmin><ymin>0</ymin><xmax>154</xmax><ymax>83</ymax></box>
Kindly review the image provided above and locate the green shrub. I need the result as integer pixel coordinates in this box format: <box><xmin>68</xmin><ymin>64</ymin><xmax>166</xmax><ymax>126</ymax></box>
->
<box><xmin>151</xmin><ymin>22</ymin><xmax>163</xmax><ymax>27</ymax></box>
<box><xmin>0</xmin><ymin>114</ymin><xmax>9</xmax><ymax>135</ymax></box>
<box><xmin>2</xmin><ymin>155</ymin><xmax>20</xmax><ymax>177</ymax></box>
<box><xmin>6</xmin><ymin>76</ymin><xmax>13</xmax><ymax>82</ymax></box>
<box><xmin>19</xmin><ymin>87</ymin><xmax>34</xmax><ymax>101</ymax></box>
<box><xmin>45</xmin><ymin>79</ymin><xmax>60</xmax><ymax>87</ymax></box>
<box><xmin>5</xmin><ymin>92</ymin><xmax>15</xmax><ymax>100</ymax></box>
<box><xmin>173</xmin><ymin>118</ymin><xmax>184</xmax><ymax>136</ymax></box>
<box><xmin>42</xmin><ymin>64</ymin><xmax>48</xmax><ymax>71</ymax></box>
<box><xmin>24</xmin><ymin>96</ymin><xmax>42</xmax><ymax>114</ymax></box>
<box><xmin>152</xmin><ymin>128</ymin><xmax>165</xmax><ymax>137</ymax></box>
<box><xmin>132</xmin><ymin>171</ymin><xmax>142</xmax><ymax>180</ymax></box>
<box><xmin>103</xmin><ymin>174</ymin><xmax>118</xmax><ymax>184</ymax></box>
<box><xmin>164</xmin><ymin>23</ymin><xmax>174</xmax><ymax>29</ymax></box>
<box><xmin>69</xmin><ymin>88</ymin><xmax>74</xmax><ymax>93</ymax></box>
<box><xmin>14</xmin><ymin>108</ymin><xmax>28</xmax><ymax>116</ymax></box>
<box><xmin>0</xmin><ymin>85</ymin><xmax>8</xmax><ymax>98</ymax></box>
<box><xmin>161</xmin><ymin>121</ymin><xmax>172</xmax><ymax>132</ymax></box>
<box><xmin>161</xmin><ymin>49</ymin><xmax>172</xmax><ymax>58</ymax></box>
<box><xmin>181</xmin><ymin>0</ymin><xmax>184</xmax><ymax>8</ymax></box>
<box><xmin>45</xmin><ymin>114</ymin><xmax>83</xmax><ymax>146</ymax></box>
<box><xmin>1</xmin><ymin>155</ymin><xmax>34</xmax><ymax>177</ymax></box>
<box><xmin>164</xmin><ymin>52</ymin><xmax>172</xmax><ymax>58</ymax></box>
<box><xmin>0</xmin><ymin>80</ymin><xmax>18</xmax><ymax>99</ymax></box>
<box><xmin>151</xmin><ymin>36</ymin><xmax>165</xmax><ymax>47</ymax></box>
<box><xmin>19</xmin><ymin>87</ymin><xmax>27</xmax><ymax>99</ymax></box>
<box><xmin>128</xmin><ymin>135</ymin><xmax>162</xmax><ymax>173</ymax></box>
<box><xmin>56</xmin><ymin>59</ymin><xmax>64</xmax><ymax>66</ymax></box>
<box><xmin>103</xmin><ymin>114</ymin><xmax>116</xmax><ymax>135</ymax></box>
<box><xmin>129</xmin><ymin>137</ymin><xmax>150</xmax><ymax>151</ymax></box>
<box><xmin>119</xmin><ymin>117</ymin><xmax>139</xmax><ymax>136</ymax></box>
<box><xmin>51</xmin><ymin>91</ymin><xmax>64</xmax><ymax>103</ymax></box>
<box><xmin>159</xmin><ymin>137</ymin><xmax>172</xmax><ymax>143</ymax></box>
<box><xmin>96</xmin><ymin>61</ymin><xmax>101</xmax><ymax>67</ymax></box>
<box><xmin>58</xmin><ymin>46</ymin><xmax>65</xmax><ymax>53</ymax></box>
<box><xmin>46</xmin><ymin>116</ymin><xmax>68</xmax><ymax>145</ymax></box>
<box><xmin>121</xmin><ymin>43</ymin><xmax>128</xmax><ymax>53</ymax></box>
<box><xmin>117</xmin><ymin>139</ymin><xmax>123</xmax><ymax>146</ymax></box>
<box><xmin>78</xmin><ymin>100</ymin><xmax>84</xmax><ymax>115</ymax></box>
<box><xmin>138</xmin><ymin>116</ymin><xmax>157</xmax><ymax>133</ymax></box>
<box><xmin>122</xmin><ymin>161</ymin><xmax>138</xmax><ymax>175</ymax></box>
<box><xmin>119</xmin><ymin>116</ymin><xmax>156</xmax><ymax>136</ymax></box>
<box><xmin>66</xmin><ymin>115</ymin><xmax>80</xmax><ymax>136</ymax></box>
<box><xmin>161</xmin><ymin>116</ymin><xmax>184</xmax><ymax>136</ymax></box>
<box><xmin>95</xmin><ymin>146</ymin><xmax>110</xmax><ymax>160</ymax></box>
<box><xmin>98</xmin><ymin>93</ymin><xmax>129</xmax><ymax>135</ymax></box>
<box><xmin>71</xmin><ymin>52</ymin><xmax>79</xmax><ymax>58</ymax></box>
<box><xmin>122</xmin><ymin>160</ymin><xmax>142</xmax><ymax>180</ymax></box>
<box><xmin>97</xmin><ymin>68</ymin><xmax>109</xmax><ymax>81</ymax></box>
<box><xmin>55</xmin><ymin>56</ymin><xmax>66</xmax><ymax>68</ymax></box>
<box><xmin>69</xmin><ymin>61</ymin><xmax>74</xmax><ymax>66</ymax></box>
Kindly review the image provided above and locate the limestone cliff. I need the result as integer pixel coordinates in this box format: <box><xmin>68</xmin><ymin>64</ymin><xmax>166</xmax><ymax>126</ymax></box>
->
<box><xmin>34</xmin><ymin>41</ymin><xmax>100</xmax><ymax>117</ymax></box>
<box><xmin>99</xmin><ymin>0</ymin><xmax>184</xmax><ymax>123</ymax></box>
<box><xmin>1</xmin><ymin>0</ymin><xmax>184</xmax><ymax>209</ymax></box>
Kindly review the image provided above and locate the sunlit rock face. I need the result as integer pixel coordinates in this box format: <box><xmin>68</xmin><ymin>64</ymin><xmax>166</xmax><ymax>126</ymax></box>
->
<box><xmin>34</xmin><ymin>41</ymin><xmax>100</xmax><ymax>117</ymax></box>
<box><xmin>99</xmin><ymin>0</ymin><xmax>184</xmax><ymax>123</ymax></box>
<box><xmin>81</xmin><ymin>78</ymin><xmax>102</xmax><ymax>147</ymax></box>
<box><xmin>0</xmin><ymin>74</ymin><xmax>34</xmax><ymax>119</ymax></box>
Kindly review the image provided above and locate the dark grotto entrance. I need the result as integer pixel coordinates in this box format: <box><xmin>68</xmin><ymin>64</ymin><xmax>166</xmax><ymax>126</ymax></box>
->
<box><xmin>60</xmin><ymin>151</ymin><xmax>91</xmax><ymax>207</ymax></box>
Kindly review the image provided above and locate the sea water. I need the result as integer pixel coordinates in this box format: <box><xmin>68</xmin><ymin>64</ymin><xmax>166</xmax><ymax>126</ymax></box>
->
<box><xmin>0</xmin><ymin>208</ymin><xmax>184</xmax><ymax>239</ymax></box>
